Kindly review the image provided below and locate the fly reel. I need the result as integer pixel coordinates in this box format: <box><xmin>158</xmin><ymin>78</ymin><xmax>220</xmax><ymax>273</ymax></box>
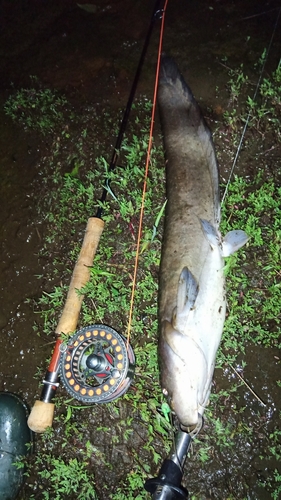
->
<box><xmin>60</xmin><ymin>324</ymin><xmax>135</xmax><ymax>403</ymax></box>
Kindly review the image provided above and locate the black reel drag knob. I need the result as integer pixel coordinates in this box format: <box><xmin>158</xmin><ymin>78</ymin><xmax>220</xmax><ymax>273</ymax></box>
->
<box><xmin>60</xmin><ymin>324</ymin><xmax>135</xmax><ymax>404</ymax></box>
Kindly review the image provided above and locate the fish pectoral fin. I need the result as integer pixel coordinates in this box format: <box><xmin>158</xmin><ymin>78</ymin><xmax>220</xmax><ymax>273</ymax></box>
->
<box><xmin>177</xmin><ymin>267</ymin><xmax>199</xmax><ymax>311</ymax></box>
<box><xmin>222</xmin><ymin>230</ymin><xmax>249</xmax><ymax>257</ymax></box>
<box><xmin>199</xmin><ymin>219</ymin><xmax>220</xmax><ymax>249</ymax></box>
<box><xmin>173</xmin><ymin>268</ymin><xmax>198</xmax><ymax>332</ymax></box>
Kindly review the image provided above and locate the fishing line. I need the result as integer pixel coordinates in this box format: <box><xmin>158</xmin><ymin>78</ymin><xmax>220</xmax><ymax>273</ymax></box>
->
<box><xmin>126</xmin><ymin>0</ymin><xmax>169</xmax><ymax>347</ymax></box>
<box><xmin>221</xmin><ymin>4</ymin><xmax>281</xmax><ymax>205</ymax></box>
<box><xmin>241</xmin><ymin>8</ymin><xmax>280</xmax><ymax>22</ymax></box>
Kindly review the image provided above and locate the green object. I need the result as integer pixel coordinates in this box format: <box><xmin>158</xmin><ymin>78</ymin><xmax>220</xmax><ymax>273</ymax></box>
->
<box><xmin>0</xmin><ymin>392</ymin><xmax>33</xmax><ymax>500</ymax></box>
<box><xmin>161</xmin><ymin>401</ymin><xmax>171</xmax><ymax>423</ymax></box>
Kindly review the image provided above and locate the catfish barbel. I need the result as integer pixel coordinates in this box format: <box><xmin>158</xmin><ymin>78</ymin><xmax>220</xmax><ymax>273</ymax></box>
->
<box><xmin>158</xmin><ymin>56</ymin><xmax>248</xmax><ymax>430</ymax></box>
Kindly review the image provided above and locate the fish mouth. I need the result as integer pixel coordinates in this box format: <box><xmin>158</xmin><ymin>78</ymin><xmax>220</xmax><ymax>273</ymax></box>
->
<box><xmin>180</xmin><ymin>414</ymin><xmax>203</xmax><ymax>436</ymax></box>
<box><xmin>163</xmin><ymin>389</ymin><xmax>202</xmax><ymax>433</ymax></box>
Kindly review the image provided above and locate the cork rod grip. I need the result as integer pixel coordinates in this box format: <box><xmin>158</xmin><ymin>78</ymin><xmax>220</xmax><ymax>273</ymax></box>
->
<box><xmin>28</xmin><ymin>217</ymin><xmax>104</xmax><ymax>433</ymax></box>
<box><xmin>56</xmin><ymin>217</ymin><xmax>104</xmax><ymax>335</ymax></box>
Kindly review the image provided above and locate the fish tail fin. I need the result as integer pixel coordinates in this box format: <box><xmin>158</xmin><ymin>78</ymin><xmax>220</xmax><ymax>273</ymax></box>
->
<box><xmin>159</xmin><ymin>55</ymin><xmax>193</xmax><ymax>101</ymax></box>
<box><xmin>159</xmin><ymin>56</ymin><xmax>221</xmax><ymax>222</ymax></box>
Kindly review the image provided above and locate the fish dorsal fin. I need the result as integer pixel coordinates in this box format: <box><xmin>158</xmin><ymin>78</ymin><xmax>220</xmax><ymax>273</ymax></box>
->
<box><xmin>200</xmin><ymin>219</ymin><xmax>220</xmax><ymax>249</ymax></box>
<box><xmin>200</xmin><ymin>219</ymin><xmax>249</xmax><ymax>257</ymax></box>
<box><xmin>173</xmin><ymin>268</ymin><xmax>199</xmax><ymax>332</ymax></box>
<box><xmin>222</xmin><ymin>230</ymin><xmax>249</xmax><ymax>257</ymax></box>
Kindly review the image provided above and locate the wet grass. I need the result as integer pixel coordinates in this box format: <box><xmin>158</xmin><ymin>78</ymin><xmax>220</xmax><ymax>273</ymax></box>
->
<box><xmin>222</xmin><ymin>56</ymin><xmax>281</xmax><ymax>142</ymax></box>
<box><xmin>4</xmin><ymin>60</ymin><xmax>281</xmax><ymax>499</ymax></box>
<box><xmin>4</xmin><ymin>76</ymin><xmax>70</xmax><ymax>135</ymax></box>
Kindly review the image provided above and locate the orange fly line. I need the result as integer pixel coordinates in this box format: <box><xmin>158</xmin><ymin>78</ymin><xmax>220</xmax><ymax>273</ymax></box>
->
<box><xmin>126</xmin><ymin>0</ymin><xmax>169</xmax><ymax>350</ymax></box>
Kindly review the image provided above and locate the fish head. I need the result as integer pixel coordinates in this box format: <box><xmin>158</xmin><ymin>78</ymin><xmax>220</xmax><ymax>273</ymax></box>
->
<box><xmin>159</xmin><ymin>320</ymin><xmax>208</xmax><ymax>428</ymax></box>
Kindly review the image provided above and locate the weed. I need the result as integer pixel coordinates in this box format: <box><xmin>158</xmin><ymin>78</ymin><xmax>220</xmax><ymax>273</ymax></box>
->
<box><xmin>4</xmin><ymin>76</ymin><xmax>70</xmax><ymax>134</ymax></box>
<box><xmin>223</xmin><ymin>57</ymin><xmax>281</xmax><ymax>141</ymax></box>
<box><xmin>219</xmin><ymin>176</ymin><xmax>281</xmax><ymax>356</ymax></box>
<box><xmin>36</xmin><ymin>456</ymin><xmax>97</xmax><ymax>499</ymax></box>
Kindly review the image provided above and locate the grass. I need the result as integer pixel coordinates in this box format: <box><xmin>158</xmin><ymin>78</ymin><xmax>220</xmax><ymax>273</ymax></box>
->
<box><xmin>219</xmin><ymin>175</ymin><xmax>281</xmax><ymax>355</ymax></box>
<box><xmin>4</xmin><ymin>58</ymin><xmax>281</xmax><ymax>499</ymax></box>
<box><xmin>223</xmin><ymin>57</ymin><xmax>281</xmax><ymax>141</ymax></box>
<box><xmin>4</xmin><ymin>76</ymin><xmax>70</xmax><ymax>135</ymax></box>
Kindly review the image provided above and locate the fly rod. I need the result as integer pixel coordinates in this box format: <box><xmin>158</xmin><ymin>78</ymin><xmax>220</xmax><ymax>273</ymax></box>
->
<box><xmin>28</xmin><ymin>0</ymin><xmax>165</xmax><ymax>434</ymax></box>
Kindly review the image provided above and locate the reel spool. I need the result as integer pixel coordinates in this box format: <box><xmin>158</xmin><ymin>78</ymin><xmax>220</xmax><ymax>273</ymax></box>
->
<box><xmin>60</xmin><ymin>324</ymin><xmax>135</xmax><ymax>403</ymax></box>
